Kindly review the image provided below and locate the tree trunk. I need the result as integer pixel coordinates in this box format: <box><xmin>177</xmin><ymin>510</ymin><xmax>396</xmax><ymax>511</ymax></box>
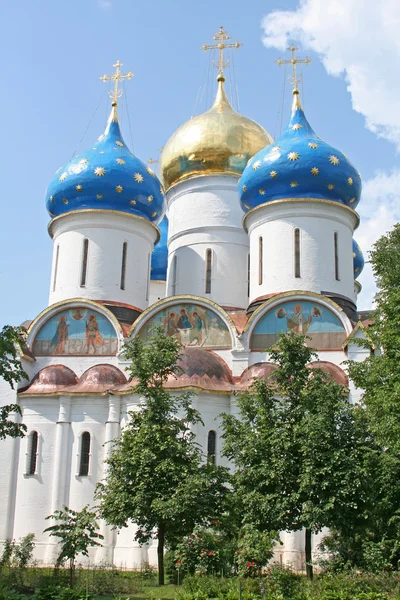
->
<box><xmin>305</xmin><ymin>528</ymin><xmax>313</xmax><ymax>580</ymax></box>
<box><xmin>157</xmin><ymin>523</ymin><xmax>165</xmax><ymax>586</ymax></box>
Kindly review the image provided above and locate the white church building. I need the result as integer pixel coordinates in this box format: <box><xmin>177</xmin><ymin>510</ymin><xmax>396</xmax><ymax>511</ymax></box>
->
<box><xmin>0</xmin><ymin>38</ymin><xmax>371</xmax><ymax>570</ymax></box>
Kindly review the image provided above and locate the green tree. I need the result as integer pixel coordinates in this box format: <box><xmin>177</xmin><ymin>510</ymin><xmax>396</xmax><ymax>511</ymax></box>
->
<box><xmin>96</xmin><ymin>328</ymin><xmax>229</xmax><ymax>585</ymax></box>
<box><xmin>0</xmin><ymin>325</ymin><xmax>28</xmax><ymax>440</ymax></box>
<box><xmin>44</xmin><ymin>505</ymin><xmax>103</xmax><ymax>587</ymax></box>
<box><xmin>221</xmin><ymin>332</ymin><xmax>372</xmax><ymax>579</ymax></box>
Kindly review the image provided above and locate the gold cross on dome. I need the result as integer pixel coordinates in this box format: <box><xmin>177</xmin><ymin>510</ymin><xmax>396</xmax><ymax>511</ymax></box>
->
<box><xmin>202</xmin><ymin>26</ymin><xmax>243</xmax><ymax>78</ymax></box>
<box><xmin>275</xmin><ymin>45</ymin><xmax>311</xmax><ymax>91</ymax></box>
<box><xmin>100</xmin><ymin>60</ymin><xmax>134</xmax><ymax>105</ymax></box>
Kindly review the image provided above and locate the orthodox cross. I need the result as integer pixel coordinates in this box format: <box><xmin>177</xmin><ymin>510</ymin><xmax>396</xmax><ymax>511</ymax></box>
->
<box><xmin>100</xmin><ymin>60</ymin><xmax>134</xmax><ymax>105</ymax></box>
<box><xmin>202</xmin><ymin>26</ymin><xmax>243</xmax><ymax>78</ymax></box>
<box><xmin>275</xmin><ymin>45</ymin><xmax>311</xmax><ymax>91</ymax></box>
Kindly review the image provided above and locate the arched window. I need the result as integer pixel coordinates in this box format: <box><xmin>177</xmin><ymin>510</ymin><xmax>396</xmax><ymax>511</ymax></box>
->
<box><xmin>53</xmin><ymin>245</ymin><xmax>60</xmax><ymax>292</ymax></box>
<box><xmin>207</xmin><ymin>430</ymin><xmax>216</xmax><ymax>464</ymax></box>
<box><xmin>79</xmin><ymin>432</ymin><xmax>91</xmax><ymax>477</ymax></box>
<box><xmin>80</xmin><ymin>238</ymin><xmax>89</xmax><ymax>287</ymax></box>
<box><xmin>120</xmin><ymin>242</ymin><xmax>127</xmax><ymax>290</ymax></box>
<box><xmin>294</xmin><ymin>228</ymin><xmax>301</xmax><ymax>278</ymax></box>
<box><xmin>334</xmin><ymin>232</ymin><xmax>340</xmax><ymax>281</ymax></box>
<box><xmin>27</xmin><ymin>431</ymin><xmax>38</xmax><ymax>476</ymax></box>
<box><xmin>171</xmin><ymin>254</ymin><xmax>178</xmax><ymax>296</ymax></box>
<box><xmin>205</xmin><ymin>249</ymin><xmax>212</xmax><ymax>294</ymax></box>
<box><xmin>259</xmin><ymin>237</ymin><xmax>263</xmax><ymax>285</ymax></box>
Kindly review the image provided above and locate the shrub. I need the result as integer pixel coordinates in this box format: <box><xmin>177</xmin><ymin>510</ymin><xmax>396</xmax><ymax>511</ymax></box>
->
<box><xmin>235</xmin><ymin>527</ymin><xmax>278</xmax><ymax>577</ymax></box>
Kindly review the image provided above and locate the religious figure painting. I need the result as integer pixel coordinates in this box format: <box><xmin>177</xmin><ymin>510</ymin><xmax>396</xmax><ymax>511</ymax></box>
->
<box><xmin>251</xmin><ymin>300</ymin><xmax>346</xmax><ymax>350</ymax></box>
<box><xmin>138</xmin><ymin>303</ymin><xmax>231</xmax><ymax>349</ymax></box>
<box><xmin>33</xmin><ymin>308</ymin><xmax>118</xmax><ymax>356</ymax></box>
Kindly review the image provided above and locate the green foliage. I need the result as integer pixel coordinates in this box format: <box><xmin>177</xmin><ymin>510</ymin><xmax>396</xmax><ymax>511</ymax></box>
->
<box><xmin>0</xmin><ymin>325</ymin><xmax>28</xmax><ymax>440</ymax></box>
<box><xmin>13</xmin><ymin>533</ymin><xmax>35</xmax><ymax>570</ymax></box>
<box><xmin>221</xmin><ymin>332</ymin><xmax>372</xmax><ymax>578</ymax></box>
<box><xmin>96</xmin><ymin>327</ymin><xmax>229</xmax><ymax>584</ymax></box>
<box><xmin>235</xmin><ymin>526</ymin><xmax>278</xmax><ymax>577</ymax></box>
<box><xmin>44</xmin><ymin>506</ymin><xmax>103</xmax><ymax>577</ymax></box>
<box><xmin>173</xmin><ymin>524</ymin><xmax>235</xmax><ymax>577</ymax></box>
<box><xmin>0</xmin><ymin>538</ymin><xmax>16</xmax><ymax>568</ymax></box>
<box><xmin>32</xmin><ymin>587</ymin><xmax>91</xmax><ymax>600</ymax></box>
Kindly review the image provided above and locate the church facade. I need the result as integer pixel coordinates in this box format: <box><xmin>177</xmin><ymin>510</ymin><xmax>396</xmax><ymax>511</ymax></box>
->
<box><xmin>0</xmin><ymin>42</ymin><xmax>370</xmax><ymax>570</ymax></box>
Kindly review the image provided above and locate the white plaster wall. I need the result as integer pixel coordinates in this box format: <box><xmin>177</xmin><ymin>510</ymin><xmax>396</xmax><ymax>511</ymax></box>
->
<box><xmin>149</xmin><ymin>280</ymin><xmax>166</xmax><ymax>305</ymax></box>
<box><xmin>245</xmin><ymin>201</ymin><xmax>359</xmax><ymax>304</ymax></box>
<box><xmin>48</xmin><ymin>212</ymin><xmax>158</xmax><ymax>309</ymax></box>
<box><xmin>167</xmin><ymin>176</ymin><xmax>249</xmax><ymax>309</ymax></box>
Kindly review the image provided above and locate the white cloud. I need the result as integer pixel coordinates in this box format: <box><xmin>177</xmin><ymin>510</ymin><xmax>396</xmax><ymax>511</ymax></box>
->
<box><xmin>262</xmin><ymin>0</ymin><xmax>400</xmax><ymax>309</ymax></box>
<box><xmin>262</xmin><ymin>0</ymin><xmax>400</xmax><ymax>148</ymax></box>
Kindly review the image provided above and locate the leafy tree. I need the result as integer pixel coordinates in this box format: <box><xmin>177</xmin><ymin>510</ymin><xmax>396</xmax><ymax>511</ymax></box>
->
<box><xmin>96</xmin><ymin>328</ymin><xmax>229</xmax><ymax>585</ymax></box>
<box><xmin>44</xmin><ymin>505</ymin><xmax>103</xmax><ymax>587</ymax></box>
<box><xmin>0</xmin><ymin>325</ymin><xmax>28</xmax><ymax>440</ymax></box>
<box><xmin>221</xmin><ymin>332</ymin><xmax>372</xmax><ymax>579</ymax></box>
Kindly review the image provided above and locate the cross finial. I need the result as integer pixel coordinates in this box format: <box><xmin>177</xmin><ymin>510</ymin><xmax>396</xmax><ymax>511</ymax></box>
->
<box><xmin>100</xmin><ymin>60</ymin><xmax>134</xmax><ymax>106</ymax></box>
<box><xmin>202</xmin><ymin>26</ymin><xmax>243</xmax><ymax>80</ymax></box>
<box><xmin>275</xmin><ymin>45</ymin><xmax>311</xmax><ymax>93</ymax></box>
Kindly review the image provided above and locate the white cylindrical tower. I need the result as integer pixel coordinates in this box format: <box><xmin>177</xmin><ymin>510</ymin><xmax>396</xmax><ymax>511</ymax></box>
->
<box><xmin>45</xmin><ymin>99</ymin><xmax>165</xmax><ymax>310</ymax></box>
<box><xmin>160</xmin><ymin>73</ymin><xmax>272</xmax><ymax>309</ymax></box>
<box><xmin>239</xmin><ymin>89</ymin><xmax>362</xmax><ymax>317</ymax></box>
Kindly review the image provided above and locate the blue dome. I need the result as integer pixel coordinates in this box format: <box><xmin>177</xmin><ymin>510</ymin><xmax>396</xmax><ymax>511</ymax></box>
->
<box><xmin>151</xmin><ymin>215</ymin><xmax>168</xmax><ymax>281</ymax></box>
<box><xmin>46</xmin><ymin>105</ymin><xmax>165</xmax><ymax>223</ymax></box>
<box><xmin>353</xmin><ymin>239</ymin><xmax>364</xmax><ymax>279</ymax></box>
<box><xmin>239</xmin><ymin>92</ymin><xmax>362</xmax><ymax>213</ymax></box>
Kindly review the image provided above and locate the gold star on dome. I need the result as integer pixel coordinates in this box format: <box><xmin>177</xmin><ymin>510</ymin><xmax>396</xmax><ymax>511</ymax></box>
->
<box><xmin>290</xmin><ymin>181</ymin><xmax>298</xmax><ymax>188</ymax></box>
<box><xmin>311</xmin><ymin>167</ymin><xmax>319</xmax><ymax>176</ymax></box>
<box><xmin>259</xmin><ymin>189</ymin><xmax>266</xmax><ymax>195</ymax></box>
<box><xmin>350</xmin><ymin>197</ymin><xmax>356</xmax><ymax>203</ymax></box>
<box><xmin>270</xmin><ymin>171</ymin><xmax>277</xmax><ymax>178</ymax></box>
<box><xmin>146</xmin><ymin>167</ymin><xmax>156</xmax><ymax>176</ymax></box>
<box><xmin>62</xmin><ymin>198</ymin><xmax>69</xmax><ymax>204</ymax></box>
<box><xmin>116</xmin><ymin>141</ymin><xmax>124</xmax><ymax>147</ymax></box>
<box><xmin>348</xmin><ymin>177</ymin><xmax>353</xmax><ymax>185</ymax></box>
<box><xmin>327</xmin><ymin>184</ymin><xmax>334</xmax><ymax>190</ymax></box>
<box><xmin>242</xmin><ymin>184</ymin><xmax>247</xmax><ymax>192</ymax></box>
<box><xmin>116</xmin><ymin>158</ymin><xmax>126</xmax><ymax>165</ymax></box>
<box><xmin>329</xmin><ymin>155</ymin><xmax>340</xmax><ymax>166</ymax></box>
<box><xmin>96</xmin><ymin>194</ymin><xmax>103</xmax><ymax>199</ymax></box>
<box><xmin>288</xmin><ymin>152</ymin><xmax>300</xmax><ymax>161</ymax></box>
<box><xmin>148</xmin><ymin>195</ymin><xmax>153</xmax><ymax>202</ymax></box>
<box><xmin>308</xmin><ymin>142</ymin><xmax>318</xmax><ymax>149</ymax></box>
<box><xmin>130</xmin><ymin>199</ymin><xmax>136</xmax><ymax>205</ymax></box>
<box><xmin>49</xmin><ymin>195</ymin><xmax>54</xmax><ymax>202</ymax></box>
<box><xmin>292</xmin><ymin>123</ymin><xmax>302</xmax><ymax>130</ymax></box>
<box><xmin>252</xmin><ymin>160</ymin><xmax>261</xmax><ymax>170</ymax></box>
<box><xmin>116</xmin><ymin>185</ymin><xmax>123</xmax><ymax>193</ymax></box>
<box><xmin>76</xmin><ymin>185</ymin><xmax>83</xmax><ymax>191</ymax></box>
<box><xmin>134</xmin><ymin>173</ymin><xmax>144</xmax><ymax>183</ymax></box>
<box><xmin>152</xmin><ymin>211</ymin><xmax>157</xmax><ymax>217</ymax></box>
<box><xmin>59</xmin><ymin>172</ymin><xmax>67</xmax><ymax>182</ymax></box>
<box><xmin>94</xmin><ymin>167</ymin><xmax>106</xmax><ymax>176</ymax></box>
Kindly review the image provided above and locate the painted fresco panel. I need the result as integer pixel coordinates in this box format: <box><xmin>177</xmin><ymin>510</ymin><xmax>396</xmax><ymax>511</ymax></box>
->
<box><xmin>251</xmin><ymin>300</ymin><xmax>346</xmax><ymax>350</ymax></box>
<box><xmin>33</xmin><ymin>308</ymin><xmax>118</xmax><ymax>356</ymax></box>
<box><xmin>138</xmin><ymin>303</ymin><xmax>231</xmax><ymax>349</ymax></box>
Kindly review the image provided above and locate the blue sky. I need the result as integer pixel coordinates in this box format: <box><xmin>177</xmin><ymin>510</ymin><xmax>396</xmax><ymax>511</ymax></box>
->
<box><xmin>0</xmin><ymin>0</ymin><xmax>398</xmax><ymax>326</ymax></box>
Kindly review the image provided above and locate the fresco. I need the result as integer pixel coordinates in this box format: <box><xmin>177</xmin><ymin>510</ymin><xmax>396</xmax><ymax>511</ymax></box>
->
<box><xmin>138</xmin><ymin>303</ymin><xmax>231</xmax><ymax>349</ymax></box>
<box><xmin>251</xmin><ymin>300</ymin><xmax>346</xmax><ymax>350</ymax></box>
<box><xmin>33</xmin><ymin>308</ymin><xmax>118</xmax><ymax>356</ymax></box>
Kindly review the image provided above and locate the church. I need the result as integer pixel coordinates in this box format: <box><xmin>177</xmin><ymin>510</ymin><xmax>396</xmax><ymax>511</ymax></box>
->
<box><xmin>0</xmin><ymin>29</ymin><xmax>370</xmax><ymax>570</ymax></box>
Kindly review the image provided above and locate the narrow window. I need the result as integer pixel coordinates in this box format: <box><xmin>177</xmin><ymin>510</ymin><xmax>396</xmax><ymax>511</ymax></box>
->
<box><xmin>205</xmin><ymin>249</ymin><xmax>212</xmax><ymax>294</ymax></box>
<box><xmin>79</xmin><ymin>432</ymin><xmax>91</xmax><ymax>476</ymax></box>
<box><xmin>207</xmin><ymin>430</ymin><xmax>216</xmax><ymax>464</ymax></box>
<box><xmin>80</xmin><ymin>239</ymin><xmax>89</xmax><ymax>287</ymax></box>
<box><xmin>259</xmin><ymin>236</ymin><xmax>263</xmax><ymax>285</ymax></box>
<box><xmin>146</xmin><ymin>253</ymin><xmax>151</xmax><ymax>302</ymax></box>
<box><xmin>294</xmin><ymin>228</ymin><xmax>301</xmax><ymax>278</ymax></box>
<box><xmin>247</xmin><ymin>254</ymin><xmax>250</xmax><ymax>297</ymax></box>
<box><xmin>334</xmin><ymin>232</ymin><xmax>340</xmax><ymax>281</ymax></box>
<box><xmin>120</xmin><ymin>242</ymin><xmax>127</xmax><ymax>290</ymax></box>
<box><xmin>28</xmin><ymin>431</ymin><xmax>38</xmax><ymax>476</ymax></box>
<box><xmin>171</xmin><ymin>254</ymin><xmax>178</xmax><ymax>296</ymax></box>
<box><xmin>53</xmin><ymin>245</ymin><xmax>60</xmax><ymax>292</ymax></box>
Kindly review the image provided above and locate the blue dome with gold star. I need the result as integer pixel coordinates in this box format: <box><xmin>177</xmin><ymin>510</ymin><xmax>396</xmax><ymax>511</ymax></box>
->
<box><xmin>151</xmin><ymin>215</ymin><xmax>168</xmax><ymax>281</ymax></box>
<box><xmin>45</xmin><ymin>105</ymin><xmax>165</xmax><ymax>222</ymax></box>
<box><xmin>353</xmin><ymin>239</ymin><xmax>364</xmax><ymax>279</ymax></box>
<box><xmin>239</xmin><ymin>91</ymin><xmax>362</xmax><ymax>213</ymax></box>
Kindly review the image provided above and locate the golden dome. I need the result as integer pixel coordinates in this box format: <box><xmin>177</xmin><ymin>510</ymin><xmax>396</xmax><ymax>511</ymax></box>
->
<box><xmin>160</xmin><ymin>75</ymin><xmax>273</xmax><ymax>191</ymax></box>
